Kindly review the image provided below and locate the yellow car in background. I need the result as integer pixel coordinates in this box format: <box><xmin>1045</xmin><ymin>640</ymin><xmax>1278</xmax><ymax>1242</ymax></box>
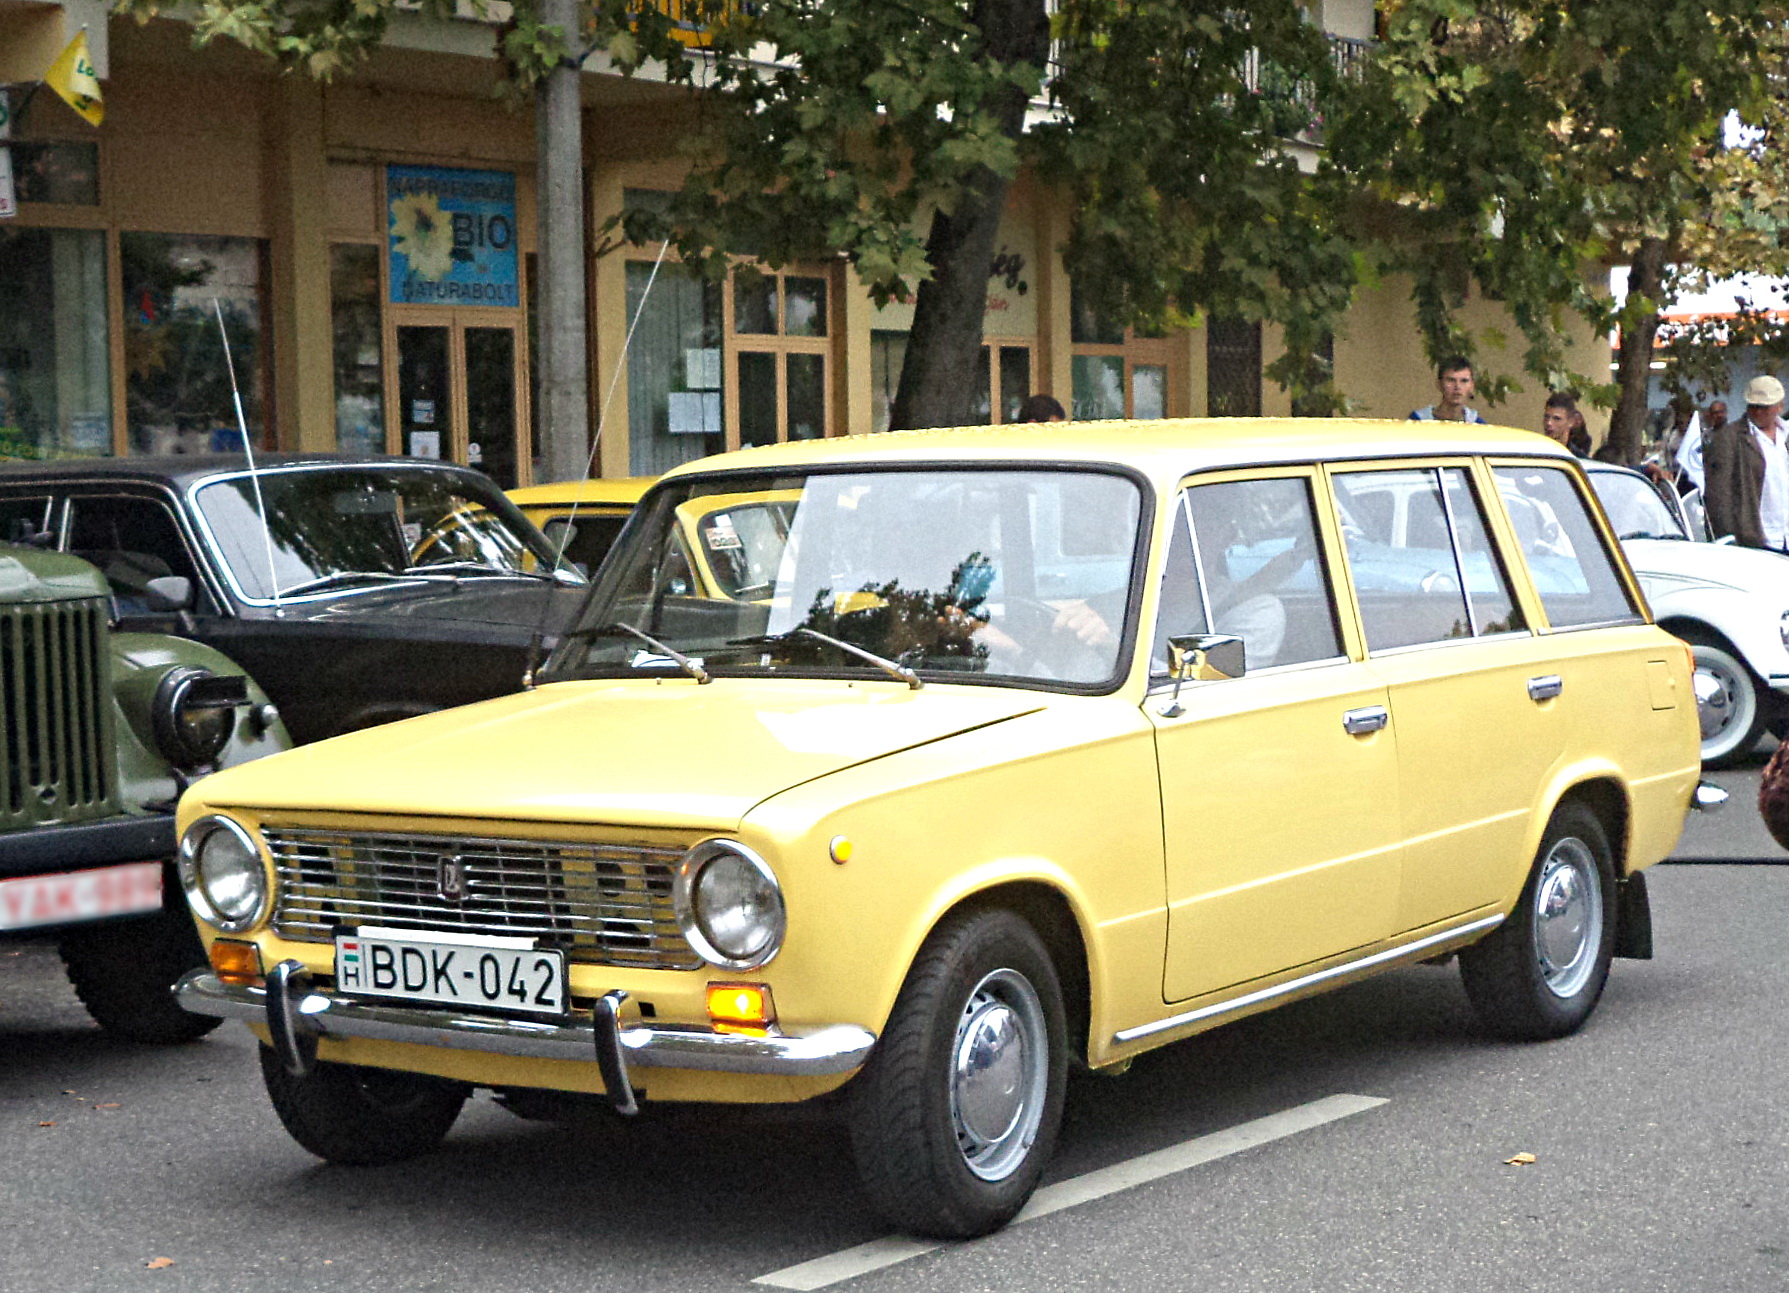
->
<box><xmin>175</xmin><ymin>420</ymin><xmax>1709</xmax><ymax>1239</ymax></box>
<box><xmin>506</xmin><ymin>477</ymin><xmax>654</xmax><ymax>574</ymax></box>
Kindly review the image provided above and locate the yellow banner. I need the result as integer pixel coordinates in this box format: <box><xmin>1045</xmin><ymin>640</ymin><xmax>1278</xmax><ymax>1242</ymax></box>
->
<box><xmin>45</xmin><ymin>30</ymin><xmax>103</xmax><ymax>127</ymax></box>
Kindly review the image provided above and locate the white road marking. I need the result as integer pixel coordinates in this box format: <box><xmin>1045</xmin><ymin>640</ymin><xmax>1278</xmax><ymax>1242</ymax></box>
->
<box><xmin>752</xmin><ymin>1092</ymin><xmax>1388</xmax><ymax>1290</ymax></box>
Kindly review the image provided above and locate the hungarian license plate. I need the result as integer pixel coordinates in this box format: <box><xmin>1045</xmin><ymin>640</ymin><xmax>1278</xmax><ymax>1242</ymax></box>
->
<box><xmin>334</xmin><ymin>927</ymin><xmax>567</xmax><ymax>1016</ymax></box>
<box><xmin>0</xmin><ymin>861</ymin><xmax>162</xmax><ymax>931</ymax></box>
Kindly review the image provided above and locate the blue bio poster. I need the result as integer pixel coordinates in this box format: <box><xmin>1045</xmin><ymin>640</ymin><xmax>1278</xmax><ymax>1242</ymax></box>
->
<box><xmin>387</xmin><ymin>165</ymin><xmax>519</xmax><ymax>307</ymax></box>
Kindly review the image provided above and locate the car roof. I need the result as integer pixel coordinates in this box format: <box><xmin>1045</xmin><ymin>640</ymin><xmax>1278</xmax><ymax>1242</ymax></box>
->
<box><xmin>658</xmin><ymin>417</ymin><xmax>1576</xmax><ymax>488</ymax></box>
<box><xmin>0</xmin><ymin>453</ymin><xmax>494</xmax><ymax>490</ymax></box>
<box><xmin>506</xmin><ymin>477</ymin><xmax>657</xmax><ymax>508</ymax></box>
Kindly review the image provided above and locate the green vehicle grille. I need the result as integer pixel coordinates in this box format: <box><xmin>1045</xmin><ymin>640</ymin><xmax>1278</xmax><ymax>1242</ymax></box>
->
<box><xmin>0</xmin><ymin>597</ymin><xmax>117</xmax><ymax>830</ymax></box>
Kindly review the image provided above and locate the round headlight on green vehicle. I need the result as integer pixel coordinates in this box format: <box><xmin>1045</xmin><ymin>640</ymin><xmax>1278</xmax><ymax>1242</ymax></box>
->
<box><xmin>179</xmin><ymin>816</ymin><xmax>268</xmax><ymax>932</ymax></box>
<box><xmin>153</xmin><ymin>667</ymin><xmax>248</xmax><ymax>770</ymax></box>
<box><xmin>674</xmin><ymin>840</ymin><xmax>786</xmax><ymax>970</ymax></box>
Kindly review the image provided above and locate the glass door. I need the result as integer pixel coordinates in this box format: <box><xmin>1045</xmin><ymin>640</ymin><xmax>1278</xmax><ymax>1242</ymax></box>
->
<box><xmin>387</xmin><ymin>318</ymin><xmax>527</xmax><ymax>487</ymax></box>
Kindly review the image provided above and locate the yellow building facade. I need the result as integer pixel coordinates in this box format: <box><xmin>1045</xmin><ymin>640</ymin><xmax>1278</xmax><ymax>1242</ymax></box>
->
<box><xmin>0</xmin><ymin>1</ymin><xmax>1607</xmax><ymax>486</ymax></box>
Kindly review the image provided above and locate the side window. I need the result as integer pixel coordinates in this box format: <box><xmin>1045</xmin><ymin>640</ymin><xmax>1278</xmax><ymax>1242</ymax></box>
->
<box><xmin>1178</xmin><ymin>476</ymin><xmax>1342</xmax><ymax>671</ymax></box>
<box><xmin>0</xmin><ymin>496</ymin><xmax>55</xmax><ymax>545</ymax></box>
<box><xmin>1493</xmin><ymin>465</ymin><xmax>1640</xmax><ymax>628</ymax></box>
<box><xmin>1333</xmin><ymin>467</ymin><xmax>1524</xmax><ymax>652</ymax></box>
<box><xmin>1150</xmin><ymin>496</ymin><xmax>1211</xmax><ymax>676</ymax></box>
<box><xmin>66</xmin><ymin>496</ymin><xmax>206</xmax><ymax>612</ymax></box>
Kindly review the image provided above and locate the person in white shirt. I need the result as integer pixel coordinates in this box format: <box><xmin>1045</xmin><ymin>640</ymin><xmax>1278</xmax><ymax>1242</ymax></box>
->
<box><xmin>1409</xmin><ymin>357</ymin><xmax>1488</xmax><ymax>424</ymax></box>
<box><xmin>1704</xmin><ymin>375</ymin><xmax>1789</xmax><ymax>551</ymax></box>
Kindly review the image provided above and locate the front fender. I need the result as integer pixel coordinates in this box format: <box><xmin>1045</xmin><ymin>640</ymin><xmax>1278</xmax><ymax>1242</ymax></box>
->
<box><xmin>1653</xmin><ymin>585</ymin><xmax>1789</xmax><ymax>683</ymax></box>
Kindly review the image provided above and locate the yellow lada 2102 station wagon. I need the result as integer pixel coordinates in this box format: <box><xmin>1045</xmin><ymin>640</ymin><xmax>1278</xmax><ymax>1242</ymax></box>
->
<box><xmin>175</xmin><ymin>419</ymin><xmax>1711</xmax><ymax>1238</ymax></box>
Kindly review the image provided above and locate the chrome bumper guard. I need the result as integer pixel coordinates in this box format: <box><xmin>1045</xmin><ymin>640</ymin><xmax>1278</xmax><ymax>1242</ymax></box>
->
<box><xmin>1692</xmin><ymin>780</ymin><xmax>1730</xmax><ymax>811</ymax></box>
<box><xmin>175</xmin><ymin>966</ymin><xmax>876</xmax><ymax>1092</ymax></box>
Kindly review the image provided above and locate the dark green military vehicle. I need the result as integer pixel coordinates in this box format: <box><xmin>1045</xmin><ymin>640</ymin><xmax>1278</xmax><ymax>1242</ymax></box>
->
<box><xmin>0</xmin><ymin>543</ymin><xmax>289</xmax><ymax>1042</ymax></box>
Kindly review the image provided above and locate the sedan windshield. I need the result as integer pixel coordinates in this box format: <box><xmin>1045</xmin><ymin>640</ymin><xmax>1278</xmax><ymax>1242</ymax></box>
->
<box><xmin>1588</xmin><ymin>470</ymin><xmax>1688</xmax><ymax>541</ymax></box>
<box><xmin>191</xmin><ymin>465</ymin><xmax>567</xmax><ymax>602</ymax></box>
<box><xmin>549</xmin><ymin>468</ymin><xmax>1145</xmax><ymax>688</ymax></box>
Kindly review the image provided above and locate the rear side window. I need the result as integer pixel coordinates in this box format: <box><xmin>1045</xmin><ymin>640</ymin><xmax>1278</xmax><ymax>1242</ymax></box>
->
<box><xmin>1332</xmin><ymin>467</ymin><xmax>1524</xmax><ymax>652</ymax></box>
<box><xmin>1493</xmin><ymin>465</ymin><xmax>1640</xmax><ymax>629</ymax></box>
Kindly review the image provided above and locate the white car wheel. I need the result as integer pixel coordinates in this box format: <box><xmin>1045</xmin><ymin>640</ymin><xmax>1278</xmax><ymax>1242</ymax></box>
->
<box><xmin>1690</xmin><ymin>639</ymin><xmax>1765</xmax><ymax>767</ymax></box>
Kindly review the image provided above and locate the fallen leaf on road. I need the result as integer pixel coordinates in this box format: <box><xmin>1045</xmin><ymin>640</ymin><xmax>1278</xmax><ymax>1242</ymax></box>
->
<box><xmin>37</xmin><ymin>1121</ymin><xmax>55</xmax><ymax>1128</ymax></box>
<box><xmin>97</xmin><ymin>1103</ymin><xmax>120</xmax><ymax>1109</ymax></box>
<box><xmin>145</xmin><ymin>1257</ymin><xmax>175</xmax><ymax>1270</ymax></box>
<box><xmin>1504</xmin><ymin>1152</ymin><xmax>1537</xmax><ymax>1166</ymax></box>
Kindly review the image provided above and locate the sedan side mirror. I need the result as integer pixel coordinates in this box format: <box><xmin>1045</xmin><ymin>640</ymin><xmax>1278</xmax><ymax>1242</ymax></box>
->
<box><xmin>1161</xmin><ymin>633</ymin><xmax>1246</xmax><ymax>716</ymax></box>
<box><xmin>143</xmin><ymin>575</ymin><xmax>194</xmax><ymax>612</ymax></box>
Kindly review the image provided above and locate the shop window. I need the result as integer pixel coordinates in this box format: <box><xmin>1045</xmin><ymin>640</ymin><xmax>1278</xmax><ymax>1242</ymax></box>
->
<box><xmin>1070</xmin><ymin>283</ymin><xmax>1177</xmax><ymax>420</ymax></box>
<box><xmin>626</xmin><ymin>262</ymin><xmax>724</xmax><ymax>476</ymax></box>
<box><xmin>0</xmin><ymin>227</ymin><xmax>111</xmax><ymax>459</ymax></box>
<box><xmin>730</xmin><ymin>268</ymin><xmax>831</xmax><ymax>446</ymax></box>
<box><xmin>1206</xmin><ymin>315</ymin><xmax>1262</xmax><ymax>417</ymax></box>
<box><xmin>329</xmin><ymin>245</ymin><xmax>384</xmax><ymax>457</ymax></box>
<box><xmin>870</xmin><ymin>330</ymin><xmax>1035</xmax><ymax>432</ymax></box>
<box><xmin>9</xmin><ymin>141</ymin><xmax>100</xmax><ymax>207</ymax></box>
<box><xmin>121</xmin><ymin>233</ymin><xmax>268</xmax><ymax>454</ymax></box>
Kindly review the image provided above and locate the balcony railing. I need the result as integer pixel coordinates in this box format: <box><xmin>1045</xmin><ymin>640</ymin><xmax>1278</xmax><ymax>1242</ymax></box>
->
<box><xmin>1242</xmin><ymin>34</ymin><xmax>1374</xmax><ymax>144</ymax></box>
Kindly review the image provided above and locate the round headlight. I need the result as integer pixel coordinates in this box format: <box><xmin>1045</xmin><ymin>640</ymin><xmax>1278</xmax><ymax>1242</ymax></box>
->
<box><xmin>673</xmin><ymin>840</ymin><xmax>786</xmax><ymax>970</ymax></box>
<box><xmin>178</xmin><ymin>816</ymin><xmax>268</xmax><ymax>932</ymax></box>
<box><xmin>153</xmin><ymin>667</ymin><xmax>240</xmax><ymax>770</ymax></box>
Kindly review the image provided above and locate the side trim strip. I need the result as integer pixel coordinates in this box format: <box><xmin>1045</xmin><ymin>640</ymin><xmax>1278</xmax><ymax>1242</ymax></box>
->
<box><xmin>1114</xmin><ymin>914</ymin><xmax>1505</xmax><ymax>1045</ymax></box>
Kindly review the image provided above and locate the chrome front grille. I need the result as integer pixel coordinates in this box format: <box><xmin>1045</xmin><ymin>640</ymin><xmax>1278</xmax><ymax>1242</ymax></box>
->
<box><xmin>266</xmin><ymin>828</ymin><xmax>700</xmax><ymax>971</ymax></box>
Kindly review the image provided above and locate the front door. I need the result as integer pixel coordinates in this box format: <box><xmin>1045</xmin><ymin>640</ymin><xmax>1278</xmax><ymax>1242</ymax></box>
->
<box><xmin>390</xmin><ymin>316</ymin><xmax>527</xmax><ymax>489</ymax></box>
<box><xmin>1149</xmin><ymin>470</ymin><xmax>1403</xmax><ymax>1004</ymax></box>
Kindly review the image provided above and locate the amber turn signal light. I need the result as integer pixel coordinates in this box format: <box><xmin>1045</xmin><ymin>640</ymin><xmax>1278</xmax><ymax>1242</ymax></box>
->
<box><xmin>209</xmin><ymin>938</ymin><xmax>264</xmax><ymax>986</ymax></box>
<box><xmin>706</xmin><ymin>982</ymin><xmax>775</xmax><ymax>1031</ymax></box>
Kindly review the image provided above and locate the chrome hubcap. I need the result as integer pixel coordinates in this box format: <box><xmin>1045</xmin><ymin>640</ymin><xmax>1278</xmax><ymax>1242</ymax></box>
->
<box><xmin>1693</xmin><ymin>663</ymin><xmax>1739</xmax><ymax>742</ymax></box>
<box><xmin>949</xmin><ymin>968</ymin><xmax>1048</xmax><ymax>1182</ymax></box>
<box><xmin>1533</xmin><ymin>837</ymin><xmax>1603</xmax><ymax>999</ymax></box>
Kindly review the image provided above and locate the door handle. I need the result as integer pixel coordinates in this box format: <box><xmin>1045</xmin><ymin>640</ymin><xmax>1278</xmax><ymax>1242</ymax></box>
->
<box><xmin>1342</xmin><ymin>705</ymin><xmax>1389</xmax><ymax>735</ymax></box>
<box><xmin>1528</xmin><ymin>674</ymin><xmax>1564</xmax><ymax>702</ymax></box>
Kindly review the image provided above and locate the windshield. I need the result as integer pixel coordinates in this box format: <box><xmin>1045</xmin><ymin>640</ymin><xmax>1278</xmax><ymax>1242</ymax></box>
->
<box><xmin>548</xmin><ymin>468</ymin><xmax>1145</xmax><ymax>688</ymax></box>
<box><xmin>1587</xmin><ymin>471</ymin><xmax>1687</xmax><ymax>541</ymax></box>
<box><xmin>191</xmin><ymin>465</ymin><xmax>566</xmax><ymax>601</ymax></box>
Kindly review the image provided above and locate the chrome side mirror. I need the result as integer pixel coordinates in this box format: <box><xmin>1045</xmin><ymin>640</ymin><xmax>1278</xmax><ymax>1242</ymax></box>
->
<box><xmin>143</xmin><ymin>575</ymin><xmax>194</xmax><ymax>612</ymax></box>
<box><xmin>1161</xmin><ymin>633</ymin><xmax>1246</xmax><ymax>716</ymax></box>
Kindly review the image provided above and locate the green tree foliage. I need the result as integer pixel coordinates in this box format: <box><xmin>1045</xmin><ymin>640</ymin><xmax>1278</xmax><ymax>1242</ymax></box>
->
<box><xmin>1339</xmin><ymin>0</ymin><xmax>1789</xmax><ymax>459</ymax></box>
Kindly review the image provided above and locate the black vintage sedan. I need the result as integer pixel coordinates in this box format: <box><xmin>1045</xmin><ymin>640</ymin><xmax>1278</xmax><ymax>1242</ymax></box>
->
<box><xmin>0</xmin><ymin>456</ymin><xmax>587</xmax><ymax>744</ymax></box>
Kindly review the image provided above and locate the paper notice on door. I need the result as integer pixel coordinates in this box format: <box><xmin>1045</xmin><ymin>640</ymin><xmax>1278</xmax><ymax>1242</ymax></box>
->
<box><xmin>409</xmin><ymin>430</ymin><xmax>441</xmax><ymax>459</ymax></box>
<box><xmin>668</xmin><ymin>391</ymin><xmax>723</xmax><ymax>435</ymax></box>
<box><xmin>684</xmin><ymin>348</ymin><xmax>722</xmax><ymax>390</ymax></box>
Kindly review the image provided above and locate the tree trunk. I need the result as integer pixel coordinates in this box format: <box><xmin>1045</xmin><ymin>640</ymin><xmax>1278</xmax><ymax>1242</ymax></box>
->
<box><xmin>1610</xmin><ymin>236</ymin><xmax>1667</xmax><ymax>465</ymax></box>
<box><xmin>888</xmin><ymin>0</ymin><xmax>1050</xmax><ymax>431</ymax></box>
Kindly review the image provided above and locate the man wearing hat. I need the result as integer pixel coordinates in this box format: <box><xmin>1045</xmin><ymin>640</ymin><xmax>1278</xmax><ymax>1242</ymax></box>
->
<box><xmin>1705</xmin><ymin>375</ymin><xmax>1789</xmax><ymax>551</ymax></box>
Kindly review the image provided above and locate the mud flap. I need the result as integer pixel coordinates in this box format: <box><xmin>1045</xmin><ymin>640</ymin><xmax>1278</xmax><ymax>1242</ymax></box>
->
<box><xmin>1614</xmin><ymin>871</ymin><xmax>1653</xmax><ymax>960</ymax></box>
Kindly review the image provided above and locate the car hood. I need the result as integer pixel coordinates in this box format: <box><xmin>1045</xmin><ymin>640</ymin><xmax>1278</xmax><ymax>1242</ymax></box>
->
<box><xmin>1622</xmin><ymin>537</ymin><xmax>1789</xmax><ymax>599</ymax></box>
<box><xmin>273</xmin><ymin>579</ymin><xmax>585</xmax><ymax>637</ymax></box>
<box><xmin>192</xmin><ymin>678</ymin><xmax>1045</xmax><ymax>831</ymax></box>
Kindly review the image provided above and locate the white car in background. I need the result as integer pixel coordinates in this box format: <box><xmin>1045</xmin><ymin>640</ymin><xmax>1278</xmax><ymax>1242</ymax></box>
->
<box><xmin>1585</xmin><ymin>462</ymin><xmax>1789</xmax><ymax>765</ymax></box>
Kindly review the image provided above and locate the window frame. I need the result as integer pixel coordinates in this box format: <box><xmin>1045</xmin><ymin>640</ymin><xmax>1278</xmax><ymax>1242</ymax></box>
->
<box><xmin>722</xmin><ymin>264</ymin><xmax>840</xmax><ymax>449</ymax></box>
<box><xmin>1483</xmin><ymin>456</ymin><xmax>1648</xmax><ymax>634</ymax></box>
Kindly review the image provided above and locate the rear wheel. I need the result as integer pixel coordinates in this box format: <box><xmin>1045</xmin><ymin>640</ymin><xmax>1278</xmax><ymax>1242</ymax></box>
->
<box><xmin>1683</xmin><ymin>634</ymin><xmax>1767</xmax><ymax>766</ymax></box>
<box><xmin>1460</xmin><ymin>801</ymin><xmax>1616</xmax><ymax>1041</ymax></box>
<box><xmin>258</xmin><ymin>1046</ymin><xmax>467</xmax><ymax>1165</ymax></box>
<box><xmin>58</xmin><ymin>902</ymin><xmax>221</xmax><ymax>1045</ymax></box>
<box><xmin>849</xmin><ymin>908</ymin><xmax>1067</xmax><ymax>1239</ymax></box>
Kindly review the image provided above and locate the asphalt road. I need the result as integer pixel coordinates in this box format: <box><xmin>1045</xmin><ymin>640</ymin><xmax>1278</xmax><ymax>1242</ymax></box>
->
<box><xmin>3</xmin><ymin>770</ymin><xmax>1785</xmax><ymax>1293</ymax></box>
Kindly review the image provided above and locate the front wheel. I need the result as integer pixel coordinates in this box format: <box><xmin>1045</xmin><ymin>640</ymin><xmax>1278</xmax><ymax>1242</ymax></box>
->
<box><xmin>849</xmin><ymin>908</ymin><xmax>1067</xmax><ymax>1239</ymax></box>
<box><xmin>1460</xmin><ymin>801</ymin><xmax>1617</xmax><ymax>1041</ymax></box>
<box><xmin>58</xmin><ymin>903</ymin><xmax>221</xmax><ymax>1045</ymax></box>
<box><xmin>258</xmin><ymin>1046</ymin><xmax>468</xmax><ymax>1165</ymax></box>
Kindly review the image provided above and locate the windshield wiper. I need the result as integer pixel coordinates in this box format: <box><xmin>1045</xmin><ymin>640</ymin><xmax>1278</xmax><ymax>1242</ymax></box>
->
<box><xmin>401</xmin><ymin>560</ymin><xmax>556</xmax><ymax>580</ymax></box>
<box><xmin>586</xmin><ymin>622</ymin><xmax>710</xmax><ymax>684</ymax></box>
<box><xmin>273</xmin><ymin>571</ymin><xmax>418</xmax><ymax>598</ymax></box>
<box><xmin>729</xmin><ymin>628</ymin><xmax>922</xmax><ymax>690</ymax></box>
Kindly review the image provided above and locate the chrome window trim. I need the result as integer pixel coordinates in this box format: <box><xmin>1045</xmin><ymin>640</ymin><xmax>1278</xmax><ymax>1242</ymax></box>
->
<box><xmin>1362</xmin><ymin>627</ymin><xmax>1537</xmax><ymax>660</ymax></box>
<box><xmin>1114</xmin><ymin>913</ymin><xmax>1505</xmax><ymax>1044</ymax></box>
<box><xmin>1145</xmin><ymin>652</ymin><xmax>1351</xmax><ymax>693</ymax></box>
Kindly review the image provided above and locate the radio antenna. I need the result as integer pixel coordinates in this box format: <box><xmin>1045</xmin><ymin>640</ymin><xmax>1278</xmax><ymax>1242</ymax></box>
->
<box><xmin>214</xmin><ymin>298</ymin><xmax>283</xmax><ymax>617</ymax></box>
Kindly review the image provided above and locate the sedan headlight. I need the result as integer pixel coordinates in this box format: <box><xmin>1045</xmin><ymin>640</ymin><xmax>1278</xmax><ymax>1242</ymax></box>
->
<box><xmin>178</xmin><ymin>816</ymin><xmax>268</xmax><ymax>932</ymax></box>
<box><xmin>154</xmin><ymin>668</ymin><xmax>250</xmax><ymax>771</ymax></box>
<box><xmin>673</xmin><ymin>840</ymin><xmax>786</xmax><ymax>970</ymax></box>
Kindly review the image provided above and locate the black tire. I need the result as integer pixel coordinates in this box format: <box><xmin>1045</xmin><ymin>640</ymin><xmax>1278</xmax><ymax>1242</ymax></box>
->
<box><xmin>849</xmin><ymin>908</ymin><xmax>1067</xmax><ymax>1239</ymax></box>
<box><xmin>1681</xmin><ymin>632</ymin><xmax>1767</xmax><ymax>767</ymax></box>
<box><xmin>1460</xmin><ymin>801</ymin><xmax>1617</xmax><ymax>1041</ymax></box>
<box><xmin>258</xmin><ymin>1045</ymin><xmax>468</xmax><ymax>1165</ymax></box>
<box><xmin>57</xmin><ymin>901</ymin><xmax>221</xmax><ymax>1045</ymax></box>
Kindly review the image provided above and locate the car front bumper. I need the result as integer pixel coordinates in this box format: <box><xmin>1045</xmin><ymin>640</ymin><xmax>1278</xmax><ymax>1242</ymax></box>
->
<box><xmin>175</xmin><ymin>967</ymin><xmax>877</xmax><ymax>1085</ymax></box>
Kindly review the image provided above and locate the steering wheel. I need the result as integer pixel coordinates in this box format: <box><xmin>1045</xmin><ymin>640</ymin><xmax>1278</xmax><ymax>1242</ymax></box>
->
<box><xmin>998</xmin><ymin>595</ymin><xmax>1111</xmax><ymax>682</ymax></box>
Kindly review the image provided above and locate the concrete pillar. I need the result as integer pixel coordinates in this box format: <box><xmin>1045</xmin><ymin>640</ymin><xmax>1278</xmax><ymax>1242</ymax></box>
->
<box><xmin>265</xmin><ymin>77</ymin><xmax>334</xmax><ymax>451</ymax></box>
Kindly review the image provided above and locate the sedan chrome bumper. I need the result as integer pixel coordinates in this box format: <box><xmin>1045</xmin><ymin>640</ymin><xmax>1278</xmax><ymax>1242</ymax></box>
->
<box><xmin>175</xmin><ymin>968</ymin><xmax>876</xmax><ymax>1085</ymax></box>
